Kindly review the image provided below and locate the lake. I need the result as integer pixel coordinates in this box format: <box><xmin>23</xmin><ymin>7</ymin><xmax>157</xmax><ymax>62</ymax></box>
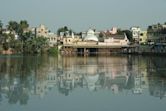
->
<box><xmin>0</xmin><ymin>54</ymin><xmax>166</xmax><ymax>111</ymax></box>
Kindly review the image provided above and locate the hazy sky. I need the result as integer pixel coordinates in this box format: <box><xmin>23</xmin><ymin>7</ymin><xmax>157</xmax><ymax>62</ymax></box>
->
<box><xmin>0</xmin><ymin>0</ymin><xmax>166</xmax><ymax>32</ymax></box>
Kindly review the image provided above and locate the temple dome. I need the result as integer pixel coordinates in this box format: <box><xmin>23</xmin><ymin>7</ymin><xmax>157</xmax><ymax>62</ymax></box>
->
<box><xmin>84</xmin><ymin>29</ymin><xmax>98</xmax><ymax>42</ymax></box>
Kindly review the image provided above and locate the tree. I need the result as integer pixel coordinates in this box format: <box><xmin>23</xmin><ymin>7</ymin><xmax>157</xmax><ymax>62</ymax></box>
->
<box><xmin>98</xmin><ymin>32</ymin><xmax>105</xmax><ymax>42</ymax></box>
<box><xmin>117</xmin><ymin>28</ymin><xmax>124</xmax><ymax>34</ymax></box>
<box><xmin>64</xmin><ymin>26</ymin><xmax>68</xmax><ymax>31</ymax></box>
<box><xmin>122</xmin><ymin>30</ymin><xmax>133</xmax><ymax>41</ymax></box>
<box><xmin>2</xmin><ymin>42</ymin><xmax>9</xmax><ymax>50</ymax></box>
<box><xmin>18</xmin><ymin>20</ymin><xmax>29</xmax><ymax>36</ymax></box>
<box><xmin>20</xmin><ymin>20</ymin><xmax>29</xmax><ymax>30</ymax></box>
<box><xmin>7</xmin><ymin>21</ymin><xmax>19</xmax><ymax>33</ymax></box>
<box><xmin>0</xmin><ymin>20</ymin><xmax>3</xmax><ymax>40</ymax></box>
<box><xmin>24</xmin><ymin>36</ymin><xmax>48</xmax><ymax>54</ymax></box>
<box><xmin>0</xmin><ymin>20</ymin><xmax>3</xmax><ymax>30</ymax></box>
<box><xmin>99</xmin><ymin>32</ymin><xmax>104</xmax><ymax>38</ymax></box>
<box><xmin>57</xmin><ymin>26</ymin><xmax>73</xmax><ymax>36</ymax></box>
<box><xmin>12</xmin><ymin>40</ymin><xmax>22</xmax><ymax>53</ymax></box>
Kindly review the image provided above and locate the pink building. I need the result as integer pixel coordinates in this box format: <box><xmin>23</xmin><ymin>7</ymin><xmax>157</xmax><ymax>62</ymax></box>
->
<box><xmin>104</xmin><ymin>27</ymin><xmax>117</xmax><ymax>35</ymax></box>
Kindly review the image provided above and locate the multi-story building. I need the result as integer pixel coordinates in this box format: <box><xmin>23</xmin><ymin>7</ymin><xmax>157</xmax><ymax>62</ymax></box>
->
<box><xmin>139</xmin><ymin>31</ymin><xmax>147</xmax><ymax>44</ymax></box>
<box><xmin>32</xmin><ymin>24</ymin><xmax>58</xmax><ymax>47</ymax></box>
<box><xmin>131</xmin><ymin>27</ymin><xmax>141</xmax><ymax>43</ymax></box>
<box><xmin>147</xmin><ymin>23</ymin><xmax>166</xmax><ymax>43</ymax></box>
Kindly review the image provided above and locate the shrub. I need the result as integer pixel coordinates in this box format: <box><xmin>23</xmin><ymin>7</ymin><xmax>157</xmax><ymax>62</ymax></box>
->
<box><xmin>48</xmin><ymin>47</ymin><xmax>58</xmax><ymax>55</ymax></box>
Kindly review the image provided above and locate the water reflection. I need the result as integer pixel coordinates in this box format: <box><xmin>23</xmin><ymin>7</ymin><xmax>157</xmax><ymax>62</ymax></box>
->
<box><xmin>0</xmin><ymin>55</ymin><xmax>166</xmax><ymax>105</ymax></box>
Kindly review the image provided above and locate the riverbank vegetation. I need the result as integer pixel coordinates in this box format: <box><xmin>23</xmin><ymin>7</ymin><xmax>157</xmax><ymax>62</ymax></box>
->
<box><xmin>48</xmin><ymin>47</ymin><xmax>59</xmax><ymax>55</ymax></box>
<box><xmin>0</xmin><ymin>20</ymin><xmax>49</xmax><ymax>54</ymax></box>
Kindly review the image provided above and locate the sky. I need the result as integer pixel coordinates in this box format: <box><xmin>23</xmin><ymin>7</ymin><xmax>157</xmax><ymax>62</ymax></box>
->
<box><xmin>0</xmin><ymin>0</ymin><xmax>166</xmax><ymax>32</ymax></box>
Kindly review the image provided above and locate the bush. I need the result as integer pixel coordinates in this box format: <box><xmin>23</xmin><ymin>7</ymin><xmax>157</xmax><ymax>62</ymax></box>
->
<box><xmin>48</xmin><ymin>47</ymin><xmax>58</xmax><ymax>55</ymax></box>
<box><xmin>3</xmin><ymin>42</ymin><xmax>9</xmax><ymax>50</ymax></box>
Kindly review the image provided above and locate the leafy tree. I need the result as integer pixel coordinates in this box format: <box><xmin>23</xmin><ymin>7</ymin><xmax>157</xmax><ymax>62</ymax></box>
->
<box><xmin>48</xmin><ymin>47</ymin><xmax>58</xmax><ymax>55</ymax></box>
<box><xmin>0</xmin><ymin>20</ymin><xmax>2</xmax><ymax>28</ymax></box>
<box><xmin>24</xmin><ymin>36</ymin><xmax>48</xmax><ymax>54</ymax></box>
<box><xmin>122</xmin><ymin>30</ymin><xmax>133</xmax><ymax>41</ymax></box>
<box><xmin>99</xmin><ymin>32</ymin><xmax>104</xmax><ymax>38</ymax></box>
<box><xmin>1</xmin><ymin>33</ymin><xmax>10</xmax><ymax>50</ymax></box>
<box><xmin>57</xmin><ymin>26</ymin><xmax>73</xmax><ymax>36</ymax></box>
<box><xmin>12</xmin><ymin>40</ymin><xmax>22</xmax><ymax>53</ymax></box>
<box><xmin>64</xmin><ymin>26</ymin><xmax>68</xmax><ymax>31</ymax></box>
<box><xmin>7</xmin><ymin>21</ymin><xmax>19</xmax><ymax>33</ymax></box>
<box><xmin>18</xmin><ymin>20</ymin><xmax>29</xmax><ymax>37</ymax></box>
<box><xmin>98</xmin><ymin>32</ymin><xmax>104</xmax><ymax>42</ymax></box>
<box><xmin>117</xmin><ymin>28</ymin><xmax>124</xmax><ymax>34</ymax></box>
<box><xmin>7</xmin><ymin>20</ymin><xmax>29</xmax><ymax>38</ymax></box>
<box><xmin>20</xmin><ymin>20</ymin><xmax>29</xmax><ymax>30</ymax></box>
<box><xmin>0</xmin><ymin>20</ymin><xmax>3</xmax><ymax>44</ymax></box>
<box><xmin>2</xmin><ymin>42</ymin><xmax>9</xmax><ymax>50</ymax></box>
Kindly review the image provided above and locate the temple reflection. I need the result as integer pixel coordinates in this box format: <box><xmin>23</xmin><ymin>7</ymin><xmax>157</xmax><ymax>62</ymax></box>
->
<box><xmin>0</xmin><ymin>55</ymin><xmax>166</xmax><ymax>105</ymax></box>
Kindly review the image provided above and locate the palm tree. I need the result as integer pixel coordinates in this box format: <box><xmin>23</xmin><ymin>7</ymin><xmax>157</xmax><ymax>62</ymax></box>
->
<box><xmin>7</xmin><ymin>21</ymin><xmax>19</xmax><ymax>33</ymax></box>
<box><xmin>19</xmin><ymin>20</ymin><xmax>29</xmax><ymax>35</ymax></box>
<box><xmin>20</xmin><ymin>20</ymin><xmax>29</xmax><ymax>29</ymax></box>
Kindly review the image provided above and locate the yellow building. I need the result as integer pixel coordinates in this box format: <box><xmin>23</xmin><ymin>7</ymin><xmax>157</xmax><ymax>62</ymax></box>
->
<box><xmin>139</xmin><ymin>31</ymin><xmax>147</xmax><ymax>44</ymax></box>
<box><xmin>63</xmin><ymin>36</ymin><xmax>81</xmax><ymax>45</ymax></box>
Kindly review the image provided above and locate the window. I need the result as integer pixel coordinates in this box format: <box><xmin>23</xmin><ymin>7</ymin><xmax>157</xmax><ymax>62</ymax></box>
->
<box><xmin>140</xmin><ymin>33</ymin><xmax>143</xmax><ymax>36</ymax></box>
<box><xmin>140</xmin><ymin>38</ymin><xmax>142</xmax><ymax>41</ymax></box>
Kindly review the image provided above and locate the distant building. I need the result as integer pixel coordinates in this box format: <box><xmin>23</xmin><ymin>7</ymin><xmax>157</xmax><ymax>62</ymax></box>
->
<box><xmin>72</xmin><ymin>29</ymin><xmax>99</xmax><ymax>45</ymax></box>
<box><xmin>82</xmin><ymin>28</ymin><xmax>100</xmax><ymax>39</ymax></box>
<box><xmin>84</xmin><ymin>29</ymin><xmax>99</xmax><ymax>42</ymax></box>
<box><xmin>104</xmin><ymin>27</ymin><xmax>117</xmax><ymax>35</ymax></box>
<box><xmin>47</xmin><ymin>33</ymin><xmax>58</xmax><ymax>47</ymax></box>
<box><xmin>130</xmin><ymin>27</ymin><xmax>141</xmax><ymax>42</ymax></box>
<box><xmin>98</xmin><ymin>34</ymin><xmax>130</xmax><ymax>46</ymax></box>
<box><xmin>147</xmin><ymin>23</ymin><xmax>166</xmax><ymax>43</ymax></box>
<box><xmin>62</xmin><ymin>31</ymin><xmax>82</xmax><ymax>45</ymax></box>
<box><xmin>32</xmin><ymin>24</ymin><xmax>58</xmax><ymax>47</ymax></box>
<box><xmin>36</xmin><ymin>24</ymin><xmax>49</xmax><ymax>37</ymax></box>
<box><xmin>139</xmin><ymin>31</ymin><xmax>147</xmax><ymax>44</ymax></box>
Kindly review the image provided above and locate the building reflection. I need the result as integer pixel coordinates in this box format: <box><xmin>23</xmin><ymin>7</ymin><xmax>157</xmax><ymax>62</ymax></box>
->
<box><xmin>0</xmin><ymin>55</ymin><xmax>166</xmax><ymax>105</ymax></box>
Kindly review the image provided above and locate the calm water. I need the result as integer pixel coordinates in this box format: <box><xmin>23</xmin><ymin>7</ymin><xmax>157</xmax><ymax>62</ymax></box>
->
<box><xmin>0</xmin><ymin>55</ymin><xmax>166</xmax><ymax>111</ymax></box>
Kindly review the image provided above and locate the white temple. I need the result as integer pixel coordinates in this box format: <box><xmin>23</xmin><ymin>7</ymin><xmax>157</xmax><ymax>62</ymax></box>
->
<box><xmin>84</xmin><ymin>29</ymin><xmax>99</xmax><ymax>42</ymax></box>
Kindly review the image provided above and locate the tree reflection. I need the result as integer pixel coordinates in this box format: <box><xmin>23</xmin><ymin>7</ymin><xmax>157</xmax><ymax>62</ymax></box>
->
<box><xmin>0</xmin><ymin>55</ymin><xmax>51</xmax><ymax>105</ymax></box>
